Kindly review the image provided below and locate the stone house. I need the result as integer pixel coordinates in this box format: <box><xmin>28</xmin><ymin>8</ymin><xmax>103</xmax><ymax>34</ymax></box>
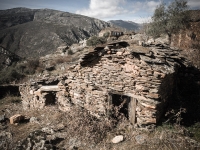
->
<box><xmin>19</xmin><ymin>41</ymin><xmax>186</xmax><ymax>129</ymax></box>
<box><xmin>99</xmin><ymin>27</ymin><xmax>123</xmax><ymax>37</ymax></box>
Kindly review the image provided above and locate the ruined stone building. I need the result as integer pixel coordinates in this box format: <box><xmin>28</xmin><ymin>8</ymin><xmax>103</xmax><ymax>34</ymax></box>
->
<box><xmin>20</xmin><ymin>41</ymin><xmax>188</xmax><ymax>129</ymax></box>
<box><xmin>99</xmin><ymin>27</ymin><xmax>123</xmax><ymax>37</ymax></box>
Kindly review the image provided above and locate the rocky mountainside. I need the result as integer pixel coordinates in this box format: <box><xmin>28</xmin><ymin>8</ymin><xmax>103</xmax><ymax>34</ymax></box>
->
<box><xmin>0</xmin><ymin>46</ymin><xmax>21</xmax><ymax>69</ymax></box>
<box><xmin>108</xmin><ymin>20</ymin><xmax>142</xmax><ymax>32</ymax></box>
<box><xmin>0</xmin><ymin>7</ymin><xmax>110</xmax><ymax>58</ymax></box>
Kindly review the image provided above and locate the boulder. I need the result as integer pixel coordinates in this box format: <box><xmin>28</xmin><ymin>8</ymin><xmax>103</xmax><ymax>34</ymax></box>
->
<box><xmin>147</xmin><ymin>38</ymin><xmax>155</xmax><ymax>44</ymax></box>
<box><xmin>111</xmin><ymin>135</ymin><xmax>124</xmax><ymax>143</ymax></box>
<box><xmin>29</xmin><ymin>117</ymin><xmax>39</xmax><ymax>123</ymax></box>
<box><xmin>0</xmin><ymin>114</ymin><xmax>5</xmax><ymax>122</ymax></box>
<box><xmin>135</xmin><ymin>134</ymin><xmax>148</xmax><ymax>144</ymax></box>
<box><xmin>10</xmin><ymin>114</ymin><xmax>25</xmax><ymax>124</ymax></box>
<box><xmin>116</xmin><ymin>51</ymin><xmax>123</xmax><ymax>55</ymax></box>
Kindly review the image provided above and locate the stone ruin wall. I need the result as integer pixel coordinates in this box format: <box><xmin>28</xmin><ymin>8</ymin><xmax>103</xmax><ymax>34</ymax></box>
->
<box><xmin>65</xmin><ymin>44</ymin><xmax>181</xmax><ymax>127</ymax></box>
<box><xmin>19</xmin><ymin>42</ymin><xmax>186</xmax><ymax>128</ymax></box>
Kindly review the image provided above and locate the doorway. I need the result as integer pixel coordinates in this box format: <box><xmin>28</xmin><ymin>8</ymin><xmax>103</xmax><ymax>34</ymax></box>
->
<box><xmin>110</xmin><ymin>94</ymin><xmax>136</xmax><ymax>124</ymax></box>
<box><xmin>44</xmin><ymin>92</ymin><xmax>56</xmax><ymax>105</ymax></box>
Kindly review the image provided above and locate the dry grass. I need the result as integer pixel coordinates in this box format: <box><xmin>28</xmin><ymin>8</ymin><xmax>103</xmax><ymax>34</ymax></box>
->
<box><xmin>181</xmin><ymin>48</ymin><xmax>200</xmax><ymax>69</ymax></box>
<box><xmin>50</xmin><ymin>55</ymin><xmax>74</xmax><ymax>66</ymax></box>
<box><xmin>0</xmin><ymin>95</ymin><xmax>21</xmax><ymax>110</ymax></box>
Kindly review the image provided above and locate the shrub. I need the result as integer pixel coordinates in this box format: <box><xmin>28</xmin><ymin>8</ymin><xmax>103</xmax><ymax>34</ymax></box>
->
<box><xmin>36</xmin><ymin>66</ymin><xmax>45</xmax><ymax>73</ymax></box>
<box><xmin>67</xmin><ymin>49</ymin><xmax>73</xmax><ymax>55</ymax></box>
<box><xmin>50</xmin><ymin>56</ymin><xmax>73</xmax><ymax>66</ymax></box>
<box><xmin>55</xmin><ymin>58</ymin><xmax>65</xmax><ymax>64</ymax></box>
<box><xmin>24</xmin><ymin>59</ymin><xmax>40</xmax><ymax>74</ymax></box>
<box><xmin>16</xmin><ymin>63</ymin><xmax>26</xmax><ymax>74</ymax></box>
<box><xmin>0</xmin><ymin>67</ymin><xmax>24</xmax><ymax>84</ymax></box>
<box><xmin>103</xmin><ymin>32</ymin><xmax>110</xmax><ymax>38</ymax></box>
<box><xmin>86</xmin><ymin>36</ymin><xmax>107</xmax><ymax>46</ymax></box>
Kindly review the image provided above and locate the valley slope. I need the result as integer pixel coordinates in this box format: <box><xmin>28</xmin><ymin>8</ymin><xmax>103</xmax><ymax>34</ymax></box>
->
<box><xmin>108</xmin><ymin>20</ymin><xmax>141</xmax><ymax>32</ymax></box>
<box><xmin>0</xmin><ymin>7</ymin><xmax>110</xmax><ymax>58</ymax></box>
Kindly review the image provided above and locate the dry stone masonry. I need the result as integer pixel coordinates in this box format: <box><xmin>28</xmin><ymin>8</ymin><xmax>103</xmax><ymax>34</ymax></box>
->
<box><xmin>19</xmin><ymin>41</ymin><xmax>189</xmax><ymax>129</ymax></box>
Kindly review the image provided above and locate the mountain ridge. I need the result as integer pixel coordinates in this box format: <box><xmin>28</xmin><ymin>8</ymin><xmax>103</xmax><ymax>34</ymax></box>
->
<box><xmin>108</xmin><ymin>20</ymin><xmax>142</xmax><ymax>32</ymax></box>
<box><xmin>0</xmin><ymin>7</ymin><xmax>111</xmax><ymax>58</ymax></box>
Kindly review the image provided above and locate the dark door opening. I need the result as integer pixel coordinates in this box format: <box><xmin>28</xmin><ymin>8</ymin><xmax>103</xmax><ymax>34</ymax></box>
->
<box><xmin>110</xmin><ymin>94</ymin><xmax>137</xmax><ymax>124</ymax></box>
<box><xmin>44</xmin><ymin>92</ymin><xmax>56</xmax><ymax>105</ymax></box>
<box><xmin>112</xmin><ymin>94</ymin><xmax>131</xmax><ymax>119</ymax></box>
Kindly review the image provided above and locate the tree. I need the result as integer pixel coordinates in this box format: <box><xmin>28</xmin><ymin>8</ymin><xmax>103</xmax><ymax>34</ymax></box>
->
<box><xmin>147</xmin><ymin>0</ymin><xmax>189</xmax><ymax>42</ymax></box>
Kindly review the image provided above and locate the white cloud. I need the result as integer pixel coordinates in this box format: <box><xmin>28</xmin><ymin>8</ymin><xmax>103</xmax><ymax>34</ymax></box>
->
<box><xmin>75</xmin><ymin>0</ymin><xmax>161</xmax><ymax>23</ymax></box>
<box><xmin>147</xmin><ymin>1</ymin><xmax>161</xmax><ymax>12</ymax></box>
<box><xmin>188</xmin><ymin>0</ymin><xmax>200</xmax><ymax>9</ymax></box>
<box><xmin>132</xmin><ymin>16</ymin><xmax>152</xmax><ymax>24</ymax></box>
<box><xmin>76</xmin><ymin>0</ymin><xmax>126</xmax><ymax>19</ymax></box>
<box><xmin>130</xmin><ymin>2</ymin><xmax>143</xmax><ymax>14</ymax></box>
<box><xmin>131</xmin><ymin>1</ymin><xmax>160</xmax><ymax>14</ymax></box>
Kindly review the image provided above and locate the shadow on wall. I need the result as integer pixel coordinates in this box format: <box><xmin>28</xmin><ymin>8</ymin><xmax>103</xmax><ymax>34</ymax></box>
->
<box><xmin>160</xmin><ymin>66</ymin><xmax>200</xmax><ymax>126</ymax></box>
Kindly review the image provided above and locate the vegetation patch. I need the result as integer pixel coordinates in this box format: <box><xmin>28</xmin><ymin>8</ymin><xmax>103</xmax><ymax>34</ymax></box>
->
<box><xmin>0</xmin><ymin>66</ymin><xmax>24</xmax><ymax>84</ymax></box>
<box><xmin>0</xmin><ymin>96</ymin><xmax>21</xmax><ymax>107</ymax></box>
<box><xmin>86</xmin><ymin>36</ymin><xmax>107</xmax><ymax>46</ymax></box>
<box><xmin>147</xmin><ymin>0</ymin><xmax>189</xmax><ymax>42</ymax></box>
<box><xmin>188</xmin><ymin>123</ymin><xmax>200</xmax><ymax>142</ymax></box>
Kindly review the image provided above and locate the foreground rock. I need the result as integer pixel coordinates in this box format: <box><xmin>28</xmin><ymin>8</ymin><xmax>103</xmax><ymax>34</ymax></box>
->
<box><xmin>111</xmin><ymin>135</ymin><xmax>124</xmax><ymax>143</ymax></box>
<box><xmin>0</xmin><ymin>114</ymin><xmax>5</xmax><ymax>122</ymax></box>
<box><xmin>10</xmin><ymin>114</ymin><xmax>25</xmax><ymax>124</ymax></box>
<box><xmin>15</xmin><ymin>130</ymin><xmax>56</xmax><ymax>150</ymax></box>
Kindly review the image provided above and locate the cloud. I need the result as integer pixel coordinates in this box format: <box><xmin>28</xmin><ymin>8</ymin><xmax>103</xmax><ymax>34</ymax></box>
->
<box><xmin>76</xmin><ymin>0</ymin><xmax>127</xmax><ymax>19</ymax></box>
<box><xmin>188</xmin><ymin>0</ymin><xmax>200</xmax><ymax>9</ymax></box>
<box><xmin>132</xmin><ymin>16</ymin><xmax>152</xmax><ymax>24</ymax></box>
<box><xmin>147</xmin><ymin>1</ymin><xmax>161</xmax><ymax>12</ymax></box>
<box><xmin>131</xmin><ymin>1</ymin><xmax>160</xmax><ymax>14</ymax></box>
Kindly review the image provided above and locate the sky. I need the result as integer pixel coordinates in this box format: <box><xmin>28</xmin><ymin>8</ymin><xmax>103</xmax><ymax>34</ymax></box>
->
<box><xmin>0</xmin><ymin>0</ymin><xmax>199</xmax><ymax>23</ymax></box>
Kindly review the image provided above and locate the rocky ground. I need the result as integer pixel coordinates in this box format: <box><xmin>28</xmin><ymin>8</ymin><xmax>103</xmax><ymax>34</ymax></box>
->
<box><xmin>0</xmin><ymin>95</ymin><xmax>200</xmax><ymax>150</ymax></box>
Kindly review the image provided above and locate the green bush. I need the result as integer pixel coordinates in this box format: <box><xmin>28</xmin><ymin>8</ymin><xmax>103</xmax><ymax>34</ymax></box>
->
<box><xmin>0</xmin><ymin>58</ymin><xmax>44</xmax><ymax>84</ymax></box>
<box><xmin>86</xmin><ymin>36</ymin><xmax>107</xmax><ymax>46</ymax></box>
<box><xmin>103</xmin><ymin>32</ymin><xmax>110</xmax><ymax>38</ymax></box>
<box><xmin>0</xmin><ymin>67</ymin><xmax>24</xmax><ymax>84</ymax></box>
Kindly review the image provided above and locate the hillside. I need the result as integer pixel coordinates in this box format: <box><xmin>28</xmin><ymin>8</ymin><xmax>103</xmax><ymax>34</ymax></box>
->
<box><xmin>0</xmin><ymin>7</ymin><xmax>110</xmax><ymax>58</ymax></box>
<box><xmin>171</xmin><ymin>10</ymin><xmax>200</xmax><ymax>68</ymax></box>
<box><xmin>0</xmin><ymin>46</ymin><xmax>21</xmax><ymax>70</ymax></box>
<box><xmin>108</xmin><ymin>20</ymin><xmax>142</xmax><ymax>32</ymax></box>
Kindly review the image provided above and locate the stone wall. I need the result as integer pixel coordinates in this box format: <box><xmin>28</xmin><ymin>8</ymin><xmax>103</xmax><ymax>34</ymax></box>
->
<box><xmin>19</xmin><ymin>41</ymin><xmax>188</xmax><ymax>128</ymax></box>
